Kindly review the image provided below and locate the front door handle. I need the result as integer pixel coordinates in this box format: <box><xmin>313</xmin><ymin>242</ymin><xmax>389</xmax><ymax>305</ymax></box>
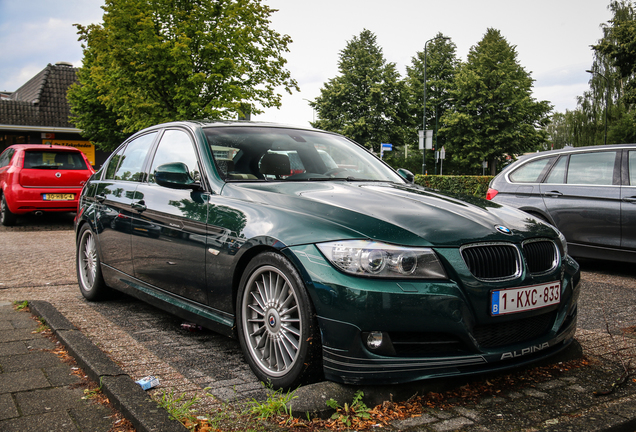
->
<box><xmin>623</xmin><ymin>196</ymin><xmax>636</xmax><ymax>204</ymax></box>
<box><xmin>131</xmin><ymin>200</ymin><xmax>147</xmax><ymax>212</ymax></box>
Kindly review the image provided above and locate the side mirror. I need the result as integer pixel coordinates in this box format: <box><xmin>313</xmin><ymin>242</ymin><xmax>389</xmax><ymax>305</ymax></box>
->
<box><xmin>155</xmin><ymin>163</ymin><xmax>201</xmax><ymax>190</ymax></box>
<box><xmin>397</xmin><ymin>168</ymin><xmax>415</xmax><ymax>184</ymax></box>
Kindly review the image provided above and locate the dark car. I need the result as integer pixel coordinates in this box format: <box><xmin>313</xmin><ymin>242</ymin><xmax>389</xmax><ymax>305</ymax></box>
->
<box><xmin>75</xmin><ymin>121</ymin><xmax>579</xmax><ymax>389</ymax></box>
<box><xmin>487</xmin><ymin>144</ymin><xmax>636</xmax><ymax>264</ymax></box>
<box><xmin>0</xmin><ymin>144</ymin><xmax>95</xmax><ymax>226</ymax></box>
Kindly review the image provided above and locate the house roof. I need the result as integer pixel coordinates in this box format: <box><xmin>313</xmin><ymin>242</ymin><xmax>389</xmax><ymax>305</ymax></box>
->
<box><xmin>0</xmin><ymin>62</ymin><xmax>78</xmax><ymax>129</ymax></box>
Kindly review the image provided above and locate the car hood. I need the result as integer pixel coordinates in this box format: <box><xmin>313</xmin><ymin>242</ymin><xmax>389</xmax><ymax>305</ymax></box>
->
<box><xmin>222</xmin><ymin>181</ymin><xmax>554</xmax><ymax>247</ymax></box>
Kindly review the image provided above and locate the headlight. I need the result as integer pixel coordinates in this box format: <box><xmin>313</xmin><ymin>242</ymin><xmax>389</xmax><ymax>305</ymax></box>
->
<box><xmin>316</xmin><ymin>240</ymin><xmax>447</xmax><ymax>279</ymax></box>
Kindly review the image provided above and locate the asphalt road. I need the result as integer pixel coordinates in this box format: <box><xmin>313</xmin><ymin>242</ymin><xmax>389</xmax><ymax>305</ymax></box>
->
<box><xmin>1</xmin><ymin>213</ymin><xmax>636</xmax><ymax>408</ymax></box>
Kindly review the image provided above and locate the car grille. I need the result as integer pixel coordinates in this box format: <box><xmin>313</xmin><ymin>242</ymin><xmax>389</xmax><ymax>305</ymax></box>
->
<box><xmin>461</xmin><ymin>244</ymin><xmax>520</xmax><ymax>280</ymax></box>
<box><xmin>473</xmin><ymin>311</ymin><xmax>556</xmax><ymax>348</ymax></box>
<box><xmin>461</xmin><ymin>240</ymin><xmax>558</xmax><ymax>280</ymax></box>
<box><xmin>523</xmin><ymin>240</ymin><xmax>558</xmax><ymax>274</ymax></box>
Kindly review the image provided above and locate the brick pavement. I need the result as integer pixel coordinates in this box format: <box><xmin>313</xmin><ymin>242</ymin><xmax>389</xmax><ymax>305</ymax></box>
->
<box><xmin>2</xmin><ymin>227</ymin><xmax>636</xmax><ymax>431</ymax></box>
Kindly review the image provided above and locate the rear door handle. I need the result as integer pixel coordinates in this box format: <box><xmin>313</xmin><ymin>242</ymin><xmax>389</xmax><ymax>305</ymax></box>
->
<box><xmin>543</xmin><ymin>191</ymin><xmax>563</xmax><ymax>198</ymax></box>
<box><xmin>623</xmin><ymin>196</ymin><xmax>636</xmax><ymax>204</ymax></box>
<box><xmin>131</xmin><ymin>200</ymin><xmax>147</xmax><ymax>212</ymax></box>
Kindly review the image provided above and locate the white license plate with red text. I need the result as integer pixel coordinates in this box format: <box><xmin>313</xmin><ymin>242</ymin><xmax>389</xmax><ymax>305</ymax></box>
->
<box><xmin>491</xmin><ymin>282</ymin><xmax>561</xmax><ymax>316</ymax></box>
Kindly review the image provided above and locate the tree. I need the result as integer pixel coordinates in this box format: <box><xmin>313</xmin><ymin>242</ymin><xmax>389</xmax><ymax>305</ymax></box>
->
<box><xmin>310</xmin><ymin>29</ymin><xmax>410</xmax><ymax>153</ymax></box>
<box><xmin>439</xmin><ymin>29</ymin><xmax>552</xmax><ymax>175</ymax></box>
<box><xmin>405</xmin><ymin>34</ymin><xmax>458</xmax><ymax>155</ymax></box>
<box><xmin>68</xmin><ymin>0</ymin><xmax>298</xmax><ymax>150</ymax></box>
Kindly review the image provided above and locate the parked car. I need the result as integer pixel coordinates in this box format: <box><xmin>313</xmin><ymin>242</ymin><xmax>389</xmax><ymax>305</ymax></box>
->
<box><xmin>487</xmin><ymin>144</ymin><xmax>636</xmax><ymax>263</ymax></box>
<box><xmin>75</xmin><ymin>121</ymin><xmax>580</xmax><ymax>388</ymax></box>
<box><xmin>0</xmin><ymin>144</ymin><xmax>95</xmax><ymax>226</ymax></box>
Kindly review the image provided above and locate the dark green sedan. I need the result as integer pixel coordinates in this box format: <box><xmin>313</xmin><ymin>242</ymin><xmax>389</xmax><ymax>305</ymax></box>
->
<box><xmin>75</xmin><ymin>121</ymin><xmax>580</xmax><ymax>388</ymax></box>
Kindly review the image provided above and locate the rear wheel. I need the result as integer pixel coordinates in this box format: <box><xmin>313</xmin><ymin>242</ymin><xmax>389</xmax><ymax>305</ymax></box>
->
<box><xmin>236</xmin><ymin>252</ymin><xmax>321</xmax><ymax>389</ymax></box>
<box><xmin>76</xmin><ymin>224</ymin><xmax>109</xmax><ymax>300</ymax></box>
<box><xmin>0</xmin><ymin>195</ymin><xmax>17</xmax><ymax>226</ymax></box>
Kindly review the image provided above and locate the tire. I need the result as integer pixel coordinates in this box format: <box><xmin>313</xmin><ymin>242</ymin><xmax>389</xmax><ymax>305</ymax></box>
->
<box><xmin>0</xmin><ymin>195</ymin><xmax>17</xmax><ymax>227</ymax></box>
<box><xmin>236</xmin><ymin>252</ymin><xmax>321</xmax><ymax>389</ymax></box>
<box><xmin>76</xmin><ymin>224</ymin><xmax>109</xmax><ymax>301</ymax></box>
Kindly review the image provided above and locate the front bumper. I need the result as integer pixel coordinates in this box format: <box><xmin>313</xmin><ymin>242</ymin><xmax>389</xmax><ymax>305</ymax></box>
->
<box><xmin>286</xmin><ymin>244</ymin><xmax>580</xmax><ymax>385</ymax></box>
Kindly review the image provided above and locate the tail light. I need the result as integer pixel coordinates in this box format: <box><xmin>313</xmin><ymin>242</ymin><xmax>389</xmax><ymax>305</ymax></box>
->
<box><xmin>486</xmin><ymin>188</ymin><xmax>498</xmax><ymax>200</ymax></box>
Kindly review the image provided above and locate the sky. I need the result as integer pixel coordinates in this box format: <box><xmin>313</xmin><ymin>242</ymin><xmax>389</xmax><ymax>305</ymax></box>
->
<box><xmin>0</xmin><ymin>0</ymin><xmax>614</xmax><ymax>128</ymax></box>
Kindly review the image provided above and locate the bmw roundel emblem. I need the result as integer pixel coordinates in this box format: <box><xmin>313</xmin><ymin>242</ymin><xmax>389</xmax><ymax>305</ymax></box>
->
<box><xmin>495</xmin><ymin>225</ymin><xmax>512</xmax><ymax>235</ymax></box>
<box><xmin>269</xmin><ymin>316</ymin><xmax>276</xmax><ymax>326</ymax></box>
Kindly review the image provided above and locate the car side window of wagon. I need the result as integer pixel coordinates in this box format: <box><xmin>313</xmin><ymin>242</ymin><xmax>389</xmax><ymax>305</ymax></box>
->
<box><xmin>105</xmin><ymin>132</ymin><xmax>157</xmax><ymax>181</ymax></box>
<box><xmin>565</xmin><ymin>151</ymin><xmax>619</xmax><ymax>186</ymax></box>
<box><xmin>629</xmin><ymin>151</ymin><xmax>636</xmax><ymax>185</ymax></box>
<box><xmin>508</xmin><ymin>156</ymin><xmax>556</xmax><ymax>183</ymax></box>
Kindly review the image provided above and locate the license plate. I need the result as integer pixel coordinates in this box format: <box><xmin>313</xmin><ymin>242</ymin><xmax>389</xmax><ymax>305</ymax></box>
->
<box><xmin>491</xmin><ymin>282</ymin><xmax>561</xmax><ymax>315</ymax></box>
<box><xmin>44</xmin><ymin>193</ymin><xmax>74</xmax><ymax>201</ymax></box>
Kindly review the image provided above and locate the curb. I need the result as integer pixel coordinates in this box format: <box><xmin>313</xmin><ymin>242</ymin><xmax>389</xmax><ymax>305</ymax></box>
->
<box><xmin>28</xmin><ymin>300</ymin><xmax>188</xmax><ymax>432</ymax></box>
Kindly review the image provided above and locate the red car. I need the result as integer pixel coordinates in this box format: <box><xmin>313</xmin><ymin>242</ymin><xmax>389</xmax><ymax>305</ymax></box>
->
<box><xmin>0</xmin><ymin>144</ymin><xmax>95</xmax><ymax>226</ymax></box>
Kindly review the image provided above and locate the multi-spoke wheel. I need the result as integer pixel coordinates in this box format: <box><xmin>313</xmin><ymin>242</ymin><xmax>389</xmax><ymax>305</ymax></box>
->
<box><xmin>76</xmin><ymin>224</ymin><xmax>109</xmax><ymax>300</ymax></box>
<box><xmin>237</xmin><ymin>252</ymin><xmax>321</xmax><ymax>389</ymax></box>
<box><xmin>0</xmin><ymin>195</ymin><xmax>17</xmax><ymax>226</ymax></box>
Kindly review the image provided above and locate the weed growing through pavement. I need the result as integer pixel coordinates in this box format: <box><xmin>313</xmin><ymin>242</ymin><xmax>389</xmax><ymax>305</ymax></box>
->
<box><xmin>247</xmin><ymin>382</ymin><xmax>297</xmax><ymax>421</ymax></box>
<box><xmin>82</xmin><ymin>377</ymin><xmax>104</xmax><ymax>400</ymax></box>
<box><xmin>35</xmin><ymin>316</ymin><xmax>49</xmax><ymax>333</ymax></box>
<box><xmin>13</xmin><ymin>300</ymin><xmax>28</xmax><ymax>311</ymax></box>
<box><xmin>156</xmin><ymin>388</ymin><xmax>210</xmax><ymax>427</ymax></box>
<box><xmin>326</xmin><ymin>389</ymin><xmax>371</xmax><ymax>429</ymax></box>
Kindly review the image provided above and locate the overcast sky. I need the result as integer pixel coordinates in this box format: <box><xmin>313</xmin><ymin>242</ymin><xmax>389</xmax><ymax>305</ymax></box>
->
<box><xmin>0</xmin><ymin>0</ymin><xmax>613</xmax><ymax>128</ymax></box>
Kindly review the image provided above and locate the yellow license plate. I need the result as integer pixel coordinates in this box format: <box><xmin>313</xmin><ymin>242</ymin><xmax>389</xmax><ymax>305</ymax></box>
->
<box><xmin>44</xmin><ymin>193</ymin><xmax>75</xmax><ymax>201</ymax></box>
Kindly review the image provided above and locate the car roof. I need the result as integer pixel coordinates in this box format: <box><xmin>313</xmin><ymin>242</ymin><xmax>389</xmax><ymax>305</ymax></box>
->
<box><xmin>8</xmin><ymin>144</ymin><xmax>82</xmax><ymax>152</ymax></box>
<box><xmin>515</xmin><ymin>143</ymin><xmax>636</xmax><ymax>163</ymax></box>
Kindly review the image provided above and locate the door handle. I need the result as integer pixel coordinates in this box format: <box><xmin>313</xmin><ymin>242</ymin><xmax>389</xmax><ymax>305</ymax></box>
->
<box><xmin>95</xmin><ymin>194</ymin><xmax>106</xmax><ymax>202</ymax></box>
<box><xmin>543</xmin><ymin>191</ymin><xmax>563</xmax><ymax>198</ymax></box>
<box><xmin>131</xmin><ymin>200</ymin><xmax>147</xmax><ymax>212</ymax></box>
<box><xmin>623</xmin><ymin>196</ymin><xmax>636</xmax><ymax>204</ymax></box>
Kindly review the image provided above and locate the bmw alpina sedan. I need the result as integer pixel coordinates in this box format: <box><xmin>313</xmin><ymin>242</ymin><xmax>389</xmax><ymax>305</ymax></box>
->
<box><xmin>75</xmin><ymin>121</ymin><xmax>580</xmax><ymax>388</ymax></box>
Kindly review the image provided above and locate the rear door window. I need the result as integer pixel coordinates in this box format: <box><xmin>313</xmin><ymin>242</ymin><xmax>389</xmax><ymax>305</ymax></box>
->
<box><xmin>566</xmin><ymin>151</ymin><xmax>618</xmax><ymax>185</ymax></box>
<box><xmin>106</xmin><ymin>132</ymin><xmax>157</xmax><ymax>181</ymax></box>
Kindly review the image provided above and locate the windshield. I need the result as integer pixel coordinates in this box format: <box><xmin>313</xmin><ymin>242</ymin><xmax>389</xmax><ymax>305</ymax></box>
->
<box><xmin>203</xmin><ymin>127</ymin><xmax>404</xmax><ymax>183</ymax></box>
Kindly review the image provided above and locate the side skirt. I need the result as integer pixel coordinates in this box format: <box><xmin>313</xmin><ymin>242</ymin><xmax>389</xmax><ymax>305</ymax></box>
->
<box><xmin>101</xmin><ymin>264</ymin><xmax>236</xmax><ymax>338</ymax></box>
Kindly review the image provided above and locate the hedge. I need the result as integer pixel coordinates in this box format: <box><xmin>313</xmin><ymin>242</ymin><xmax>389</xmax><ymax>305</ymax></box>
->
<box><xmin>414</xmin><ymin>175</ymin><xmax>494</xmax><ymax>198</ymax></box>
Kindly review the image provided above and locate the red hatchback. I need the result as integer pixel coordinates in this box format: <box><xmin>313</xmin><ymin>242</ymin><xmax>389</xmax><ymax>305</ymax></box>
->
<box><xmin>0</xmin><ymin>144</ymin><xmax>95</xmax><ymax>226</ymax></box>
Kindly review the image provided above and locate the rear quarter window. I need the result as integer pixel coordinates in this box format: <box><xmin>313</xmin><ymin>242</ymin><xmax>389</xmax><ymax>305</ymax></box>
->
<box><xmin>508</xmin><ymin>157</ymin><xmax>556</xmax><ymax>183</ymax></box>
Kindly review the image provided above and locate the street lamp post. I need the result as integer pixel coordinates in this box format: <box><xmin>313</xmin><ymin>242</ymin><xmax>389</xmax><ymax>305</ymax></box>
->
<box><xmin>422</xmin><ymin>36</ymin><xmax>450</xmax><ymax>175</ymax></box>
<box><xmin>586</xmin><ymin>69</ymin><xmax>609</xmax><ymax>145</ymax></box>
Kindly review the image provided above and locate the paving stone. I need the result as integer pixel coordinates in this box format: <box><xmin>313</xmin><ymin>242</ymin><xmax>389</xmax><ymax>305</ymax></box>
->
<box><xmin>0</xmin><ymin>350</ymin><xmax>62</xmax><ymax>372</ymax></box>
<box><xmin>0</xmin><ymin>393</ymin><xmax>18</xmax><ymax>421</ymax></box>
<box><xmin>0</xmin><ymin>341</ymin><xmax>28</xmax><ymax>356</ymax></box>
<box><xmin>0</xmin><ymin>369</ymin><xmax>50</xmax><ymax>394</ymax></box>
<box><xmin>15</xmin><ymin>387</ymin><xmax>85</xmax><ymax>416</ymax></box>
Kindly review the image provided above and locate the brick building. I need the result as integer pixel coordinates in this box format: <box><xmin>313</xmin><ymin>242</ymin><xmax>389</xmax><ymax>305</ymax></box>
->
<box><xmin>0</xmin><ymin>62</ymin><xmax>110</xmax><ymax>168</ymax></box>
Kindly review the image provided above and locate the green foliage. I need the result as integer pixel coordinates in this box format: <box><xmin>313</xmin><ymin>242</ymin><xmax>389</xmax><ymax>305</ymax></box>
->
<box><xmin>551</xmin><ymin>1</ymin><xmax>636</xmax><ymax>147</ymax></box>
<box><xmin>415</xmin><ymin>175</ymin><xmax>494</xmax><ymax>198</ymax></box>
<box><xmin>440</xmin><ymin>29</ymin><xmax>551</xmax><ymax>175</ymax></box>
<box><xmin>13</xmin><ymin>300</ymin><xmax>28</xmax><ymax>311</ymax></box>
<box><xmin>326</xmin><ymin>390</ymin><xmax>370</xmax><ymax>428</ymax></box>
<box><xmin>68</xmin><ymin>0</ymin><xmax>297</xmax><ymax>150</ymax></box>
<box><xmin>155</xmin><ymin>389</ymin><xmax>203</xmax><ymax>425</ymax></box>
<box><xmin>406</xmin><ymin>34</ymin><xmax>459</xmax><ymax>153</ymax></box>
<box><xmin>247</xmin><ymin>385</ymin><xmax>297</xmax><ymax>420</ymax></box>
<box><xmin>311</xmin><ymin>29</ymin><xmax>411</xmax><ymax>153</ymax></box>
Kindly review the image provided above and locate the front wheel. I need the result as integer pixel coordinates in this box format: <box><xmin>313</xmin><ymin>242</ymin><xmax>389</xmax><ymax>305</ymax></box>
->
<box><xmin>0</xmin><ymin>195</ymin><xmax>17</xmax><ymax>226</ymax></box>
<box><xmin>236</xmin><ymin>252</ymin><xmax>321</xmax><ymax>389</ymax></box>
<box><xmin>76</xmin><ymin>224</ymin><xmax>109</xmax><ymax>301</ymax></box>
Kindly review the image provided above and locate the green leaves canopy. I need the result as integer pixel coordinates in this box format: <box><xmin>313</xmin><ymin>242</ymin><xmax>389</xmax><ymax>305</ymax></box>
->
<box><xmin>68</xmin><ymin>0</ymin><xmax>298</xmax><ymax>150</ymax></box>
<box><xmin>310</xmin><ymin>29</ymin><xmax>410</xmax><ymax>153</ymax></box>
<box><xmin>440</xmin><ymin>29</ymin><xmax>551</xmax><ymax>175</ymax></box>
